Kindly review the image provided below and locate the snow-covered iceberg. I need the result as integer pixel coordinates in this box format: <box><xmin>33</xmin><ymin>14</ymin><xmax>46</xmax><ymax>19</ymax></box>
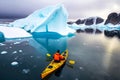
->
<box><xmin>0</xmin><ymin>26</ymin><xmax>32</xmax><ymax>39</ymax></box>
<box><xmin>9</xmin><ymin>4</ymin><xmax>75</xmax><ymax>35</ymax></box>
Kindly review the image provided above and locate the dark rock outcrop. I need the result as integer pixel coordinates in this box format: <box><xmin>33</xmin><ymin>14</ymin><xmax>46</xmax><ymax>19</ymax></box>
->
<box><xmin>95</xmin><ymin>29</ymin><xmax>102</xmax><ymax>34</ymax></box>
<box><xmin>104</xmin><ymin>30</ymin><xmax>120</xmax><ymax>38</ymax></box>
<box><xmin>85</xmin><ymin>18</ymin><xmax>94</xmax><ymax>25</ymax></box>
<box><xmin>105</xmin><ymin>12</ymin><xmax>120</xmax><ymax>25</ymax></box>
<box><xmin>76</xmin><ymin>29</ymin><xmax>84</xmax><ymax>33</ymax></box>
<box><xmin>75</xmin><ymin>19</ymin><xmax>81</xmax><ymax>25</ymax></box>
<box><xmin>85</xmin><ymin>28</ymin><xmax>94</xmax><ymax>33</ymax></box>
<box><xmin>0</xmin><ymin>32</ymin><xmax>5</xmax><ymax>42</ymax></box>
<box><xmin>74</xmin><ymin>17</ymin><xmax>104</xmax><ymax>25</ymax></box>
<box><xmin>67</xmin><ymin>21</ymin><xmax>74</xmax><ymax>25</ymax></box>
<box><xmin>75</xmin><ymin>19</ymin><xmax>86</xmax><ymax>25</ymax></box>
<box><xmin>96</xmin><ymin>17</ymin><xmax>104</xmax><ymax>24</ymax></box>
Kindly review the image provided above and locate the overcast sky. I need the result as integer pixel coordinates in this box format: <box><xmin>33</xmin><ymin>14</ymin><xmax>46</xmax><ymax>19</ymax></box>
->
<box><xmin>0</xmin><ymin>0</ymin><xmax>120</xmax><ymax>19</ymax></box>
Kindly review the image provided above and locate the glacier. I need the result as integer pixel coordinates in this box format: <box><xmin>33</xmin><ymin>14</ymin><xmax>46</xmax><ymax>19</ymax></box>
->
<box><xmin>9</xmin><ymin>4</ymin><xmax>75</xmax><ymax>36</ymax></box>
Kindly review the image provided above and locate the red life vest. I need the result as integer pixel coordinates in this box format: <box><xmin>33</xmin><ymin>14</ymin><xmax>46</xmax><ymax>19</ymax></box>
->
<box><xmin>53</xmin><ymin>53</ymin><xmax>64</xmax><ymax>61</ymax></box>
<box><xmin>53</xmin><ymin>53</ymin><xmax>60</xmax><ymax>61</ymax></box>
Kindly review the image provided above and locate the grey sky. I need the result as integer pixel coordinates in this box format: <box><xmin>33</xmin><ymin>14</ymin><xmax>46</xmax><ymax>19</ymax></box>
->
<box><xmin>0</xmin><ymin>0</ymin><xmax>120</xmax><ymax>19</ymax></box>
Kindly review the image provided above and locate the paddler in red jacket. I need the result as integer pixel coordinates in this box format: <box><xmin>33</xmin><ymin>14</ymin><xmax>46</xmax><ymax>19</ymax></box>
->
<box><xmin>53</xmin><ymin>50</ymin><xmax>65</xmax><ymax>62</ymax></box>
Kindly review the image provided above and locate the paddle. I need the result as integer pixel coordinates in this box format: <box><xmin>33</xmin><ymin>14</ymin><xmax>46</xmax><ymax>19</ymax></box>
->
<box><xmin>66</xmin><ymin>59</ymin><xmax>75</xmax><ymax>68</ymax></box>
<box><xmin>46</xmin><ymin>53</ymin><xmax>52</xmax><ymax>61</ymax></box>
<box><xmin>69</xmin><ymin>60</ymin><xmax>75</xmax><ymax>65</ymax></box>
<box><xmin>46</xmin><ymin>53</ymin><xmax>51</xmax><ymax>57</ymax></box>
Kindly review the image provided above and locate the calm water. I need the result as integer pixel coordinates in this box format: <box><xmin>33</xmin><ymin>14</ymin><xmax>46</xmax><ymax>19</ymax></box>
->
<box><xmin>0</xmin><ymin>32</ymin><xmax>120</xmax><ymax>80</ymax></box>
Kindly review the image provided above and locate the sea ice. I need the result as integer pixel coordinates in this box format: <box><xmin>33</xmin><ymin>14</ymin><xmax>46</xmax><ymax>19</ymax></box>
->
<box><xmin>11</xmin><ymin>61</ymin><xmax>18</xmax><ymax>66</ymax></box>
<box><xmin>1</xmin><ymin>51</ymin><xmax>7</xmax><ymax>54</ymax></box>
<box><xmin>19</xmin><ymin>50</ymin><xmax>23</xmax><ymax>52</ymax></box>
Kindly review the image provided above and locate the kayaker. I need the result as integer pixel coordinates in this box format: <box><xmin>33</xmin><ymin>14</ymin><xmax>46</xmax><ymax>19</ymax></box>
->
<box><xmin>53</xmin><ymin>50</ymin><xmax>65</xmax><ymax>62</ymax></box>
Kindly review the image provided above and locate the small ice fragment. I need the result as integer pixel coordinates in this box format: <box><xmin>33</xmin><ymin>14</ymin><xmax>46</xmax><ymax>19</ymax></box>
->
<box><xmin>19</xmin><ymin>50</ymin><xmax>22</xmax><ymax>52</ymax></box>
<box><xmin>0</xmin><ymin>43</ymin><xmax>5</xmax><ymax>46</ymax></box>
<box><xmin>22</xmin><ymin>69</ymin><xmax>30</xmax><ymax>74</ymax></box>
<box><xmin>1</xmin><ymin>51</ymin><xmax>7</xmax><ymax>54</ymax></box>
<box><xmin>14</xmin><ymin>42</ymin><xmax>20</xmax><ymax>44</ymax></box>
<box><xmin>12</xmin><ymin>51</ymin><xmax>17</xmax><ymax>54</ymax></box>
<box><xmin>11</xmin><ymin>61</ymin><xmax>18</xmax><ymax>66</ymax></box>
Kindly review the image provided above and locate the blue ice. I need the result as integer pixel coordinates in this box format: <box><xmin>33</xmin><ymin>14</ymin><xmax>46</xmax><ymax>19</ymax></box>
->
<box><xmin>9</xmin><ymin>4</ymin><xmax>75</xmax><ymax>36</ymax></box>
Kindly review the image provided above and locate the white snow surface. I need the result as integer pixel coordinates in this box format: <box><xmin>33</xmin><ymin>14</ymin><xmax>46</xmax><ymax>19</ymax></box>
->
<box><xmin>0</xmin><ymin>26</ymin><xmax>32</xmax><ymax>38</ymax></box>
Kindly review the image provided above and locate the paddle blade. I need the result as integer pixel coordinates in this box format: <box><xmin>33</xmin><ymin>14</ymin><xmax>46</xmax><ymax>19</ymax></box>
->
<box><xmin>69</xmin><ymin>60</ymin><xmax>75</xmax><ymax>65</ymax></box>
<box><xmin>46</xmin><ymin>53</ymin><xmax>51</xmax><ymax>57</ymax></box>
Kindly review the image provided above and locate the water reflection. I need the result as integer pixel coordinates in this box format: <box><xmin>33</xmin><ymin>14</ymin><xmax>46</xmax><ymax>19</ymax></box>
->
<box><xmin>67</xmin><ymin>33</ymin><xmax>120</xmax><ymax>80</ymax></box>
<box><xmin>29</xmin><ymin>32</ymin><xmax>68</xmax><ymax>56</ymax></box>
<box><xmin>103</xmin><ymin>38</ymin><xmax>119</xmax><ymax>70</ymax></box>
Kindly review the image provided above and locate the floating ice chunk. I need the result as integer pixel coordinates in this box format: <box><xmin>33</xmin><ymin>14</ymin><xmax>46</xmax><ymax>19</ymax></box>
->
<box><xmin>1</xmin><ymin>51</ymin><xmax>7</xmax><ymax>54</ymax></box>
<box><xmin>22</xmin><ymin>69</ymin><xmax>30</xmax><ymax>74</ymax></box>
<box><xmin>14</xmin><ymin>42</ymin><xmax>20</xmax><ymax>44</ymax></box>
<box><xmin>12</xmin><ymin>51</ymin><xmax>17</xmax><ymax>54</ymax></box>
<box><xmin>11</xmin><ymin>61</ymin><xmax>18</xmax><ymax>66</ymax></box>
<box><xmin>19</xmin><ymin>50</ymin><xmax>23</xmax><ymax>52</ymax></box>
<box><xmin>0</xmin><ymin>43</ymin><xmax>5</xmax><ymax>46</ymax></box>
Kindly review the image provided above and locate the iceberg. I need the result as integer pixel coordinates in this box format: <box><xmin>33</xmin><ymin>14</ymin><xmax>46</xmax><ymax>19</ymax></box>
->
<box><xmin>0</xmin><ymin>26</ymin><xmax>32</xmax><ymax>39</ymax></box>
<box><xmin>9</xmin><ymin>4</ymin><xmax>75</xmax><ymax>35</ymax></box>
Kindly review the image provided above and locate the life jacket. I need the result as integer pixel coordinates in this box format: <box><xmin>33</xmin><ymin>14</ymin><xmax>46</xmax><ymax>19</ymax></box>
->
<box><xmin>53</xmin><ymin>53</ymin><xmax>60</xmax><ymax>61</ymax></box>
<box><xmin>53</xmin><ymin>53</ymin><xmax>64</xmax><ymax>61</ymax></box>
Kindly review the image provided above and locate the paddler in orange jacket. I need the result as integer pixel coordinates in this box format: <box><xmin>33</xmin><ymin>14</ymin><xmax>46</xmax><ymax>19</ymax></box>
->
<box><xmin>53</xmin><ymin>50</ymin><xmax>65</xmax><ymax>62</ymax></box>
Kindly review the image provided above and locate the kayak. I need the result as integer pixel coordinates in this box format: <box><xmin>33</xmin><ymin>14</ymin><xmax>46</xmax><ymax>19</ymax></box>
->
<box><xmin>41</xmin><ymin>49</ymin><xmax>68</xmax><ymax>79</ymax></box>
